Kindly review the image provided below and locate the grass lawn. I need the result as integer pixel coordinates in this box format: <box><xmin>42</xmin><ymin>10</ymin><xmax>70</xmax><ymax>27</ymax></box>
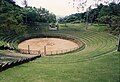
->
<box><xmin>0</xmin><ymin>41</ymin><xmax>6</xmax><ymax>46</ymax></box>
<box><xmin>0</xmin><ymin>23</ymin><xmax>119</xmax><ymax>82</ymax></box>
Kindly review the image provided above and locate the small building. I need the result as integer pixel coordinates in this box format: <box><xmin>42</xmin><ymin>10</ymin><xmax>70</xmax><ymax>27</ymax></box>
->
<box><xmin>49</xmin><ymin>23</ymin><xmax>59</xmax><ymax>31</ymax></box>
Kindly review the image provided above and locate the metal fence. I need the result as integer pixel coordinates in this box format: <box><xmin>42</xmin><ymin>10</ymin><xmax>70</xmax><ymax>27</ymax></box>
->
<box><xmin>18</xmin><ymin>46</ymin><xmax>81</xmax><ymax>56</ymax></box>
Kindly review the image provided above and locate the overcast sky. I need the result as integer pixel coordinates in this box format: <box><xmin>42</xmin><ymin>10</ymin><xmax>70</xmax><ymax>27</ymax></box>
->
<box><xmin>13</xmin><ymin>0</ymin><xmax>116</xmax><ymax>17</ymax></box>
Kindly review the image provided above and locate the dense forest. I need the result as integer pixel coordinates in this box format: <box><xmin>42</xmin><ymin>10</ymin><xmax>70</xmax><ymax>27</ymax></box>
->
<box><xmin>0</xmin><ymin>0</ymin><xmax>120</xmax><ymax>35</ymax></box>
<box><xmin>0</xmin><ymin>0</ymin><xmax>56</xmax><ymax>35</ymax></box>
<box><xmin>59</xmin><ymin>2</ymin><xmax>120</xmax><ymax>35</ymax></box>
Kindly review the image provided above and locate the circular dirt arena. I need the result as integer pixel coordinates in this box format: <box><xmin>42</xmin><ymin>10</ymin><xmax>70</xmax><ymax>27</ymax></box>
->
<box><xmin>18</xmin><ymin>38</ymin><xmax>81</xmax><ymax>55</ymax></box>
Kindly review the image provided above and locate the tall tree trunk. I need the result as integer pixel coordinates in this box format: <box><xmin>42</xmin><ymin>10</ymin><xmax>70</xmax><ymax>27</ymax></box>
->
<box><xmin>85</xmin><ymin>11</ymin><xmax>89</xmax><ymax>30</ymax></box>
<box><xmin>117</xmin><ymin>27</ymin><xmax>120</xmax><ymax>51</ymax></box>
<box><xmin>117</xmin><ymin>34</ymin><xmax>120</xmax><ymax>52</ymax></box>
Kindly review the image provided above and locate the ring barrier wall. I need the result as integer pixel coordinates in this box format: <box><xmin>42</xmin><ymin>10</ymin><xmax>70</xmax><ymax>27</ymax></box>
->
<box><xmin>13</xmin><ymin>33</ymin><xmax>85</xmax><ymax>56</ymax></box>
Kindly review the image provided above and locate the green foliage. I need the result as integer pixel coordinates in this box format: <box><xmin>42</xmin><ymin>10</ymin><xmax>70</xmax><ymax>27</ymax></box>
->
<box><xmin>22</xmin><ymin>7</ymin><xmax>56</xmax><ymax>25</ymax></box>
<box><xmin>110</xmin><ymin>16</ymin><xmax>120</xmax><ymax>35</ymax></box>
<box><xmin>98</xmin><ymin>5</ymin><xmax>110</xmax><ymax>17</ymax></box>
<box><xmin>98</xmin><ymin>15</ymin><xmax>110</xmax><ymax>24</ymax></box>
<box><xmin>59</xmin><ymin>13</ymin><xmax>85</xmax><ymax>23</ymax></box>
<box><xmin>0</xmin><ymin>0</ymin><xmax>56</xmax><ymax>35</ymax></box>
<box><xmin>0</xmin><ymin>0</ymin><xmax>27</xmax><ymax>35</ymax></box>
<box><xmin>59</xmin><ymin>2</ymin><xmax>120</xmax><ymax>35</ymax></box>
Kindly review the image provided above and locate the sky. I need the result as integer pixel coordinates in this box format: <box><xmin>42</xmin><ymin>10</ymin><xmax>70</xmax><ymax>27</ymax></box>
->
<box><xmin>14</xmin><ymin>0</ymin><xmax>79</xmax><ymax>16</ymax></box>
<box><xmin>13</xmin><ymin>0</ymin><xmax>116</xmax><ymax>17</ymax></box>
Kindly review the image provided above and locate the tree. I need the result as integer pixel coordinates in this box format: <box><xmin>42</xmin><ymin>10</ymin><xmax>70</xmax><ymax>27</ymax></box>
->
<box><xmin>85</xmin><ymin>6</ymin><xmax>91</xmax><ymax>29</ymax></box>
<box><xmin>118</xmin><ymin>33</ymin><xmax>120</xmax><ymax>51</ymax></box>
<box><xmin>0</xmin><ymin>0</ymin><xmax>57</xmax><ymax>35</ymax></box>
<box><xmin>70</xmin><ymin>0</ymin><xmax>120</xmax><ymax>51</ymax></box>
<box><xmin>0</xmin><ymin>0</ymin><xmax>27</xmax><ymax>35</ymax></box>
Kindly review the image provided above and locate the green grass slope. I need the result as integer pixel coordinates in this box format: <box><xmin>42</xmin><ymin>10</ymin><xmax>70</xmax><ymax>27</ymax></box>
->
<box><xmin>0</xmin><ymin>23</ymin><xmax>119</xmax><ymax>82</ymax></box>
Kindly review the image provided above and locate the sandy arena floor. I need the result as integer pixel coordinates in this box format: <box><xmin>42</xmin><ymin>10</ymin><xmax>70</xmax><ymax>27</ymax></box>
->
<box><xmin>18</xmin><ymin>38</ymin><xmax>80</xmax><ymax>55</ymax></box>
